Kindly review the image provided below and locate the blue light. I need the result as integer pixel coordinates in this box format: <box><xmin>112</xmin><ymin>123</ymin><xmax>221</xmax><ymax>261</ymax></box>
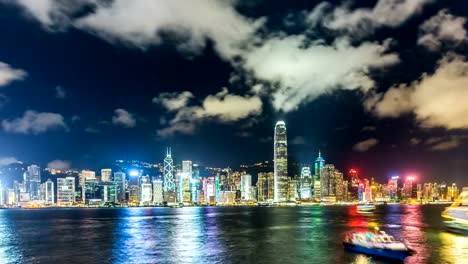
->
<box><xmin>129</xmin><ymin>170</ymin><xmax>139</xmax><ymax>177</ymax></box>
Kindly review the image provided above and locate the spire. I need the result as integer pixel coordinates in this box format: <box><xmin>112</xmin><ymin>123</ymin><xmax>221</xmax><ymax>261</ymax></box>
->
<box><xmin>166</xmin><ymin>147</ymin><xmax>172</xmax><ymax>157</ymax></box>
<box><xmin>318</xmin><ymin>150</ymin><xmax>321</xmax><ymax>158</ymax></box>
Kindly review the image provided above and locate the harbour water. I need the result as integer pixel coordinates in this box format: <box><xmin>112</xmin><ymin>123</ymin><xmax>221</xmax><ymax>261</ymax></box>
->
<box><xmin>0</xmin><ymin>205</ymin><xmax>466</xmax><ymax>263</ymax></box>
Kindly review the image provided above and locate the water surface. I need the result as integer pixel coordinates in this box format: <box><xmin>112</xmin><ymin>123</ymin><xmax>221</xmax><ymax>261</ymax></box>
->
<box><xmin>0</xmin><ymin>205</ymin><xmax>466</xmax><ymax>263</ymax></box>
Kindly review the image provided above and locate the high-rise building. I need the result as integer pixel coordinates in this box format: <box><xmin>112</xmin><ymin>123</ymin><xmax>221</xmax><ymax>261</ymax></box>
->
<box><xmin>257</xmin><ymin>172</ymin><xmax>274</xmax><ymax>202</ymax></box>
<box><xmin>113</xmin><ymin>172</ymin><xmax>126</xmax><ymax>202</ymax></box>
<box><xmin>300</xmin><ymin>167</ymin><xmax>312</xmax><ymax>199</ymax></box>
<box><xmin>202</xmin><ymin>177</ymin><xmax>216</xmax><ymax>204</ymax></box>
<box><xmin>288</xmin><ymin>179</ymin><xmax>299</xmax><ymax>201</ymax></box>
<box><xmin>128</xmin><ymin>171</ymin><xmax>141</xmax><ymax>205</ymax></box>
<box><xmin>152</xmin><ymin>180</ymin><xmax>164</xmax><ymax>204</ymax></box>
<box><xmin>320</xmin><ymin>164</ymin><xmax>344</xmax><ymax>202</ymax></box>
<box><xmin>314</xmin><ymin>152</ymin><xmax>325</xmax><ymax>201</ymax></box>
<box><xmin>41</xmin><ymin>179</ymin><xmax>54</xmax><ymax>204</ymax></box>
<box><xmin>240</xmin><ymin>174</ymin><xmax>252</xmax><ymax>200</ymax></box>
<box><xmin>274</xmin><ymin>121</ymin><xmax>288</xmax><ymax>202</ymax></box>
<box><xmin>83</xmin><ymin>178</ymin><xmax>100</xmax><ymax>204</ymax></box>
<box><xmin>140</xmin><ymin>176</ymin><xmax>152</xmax><ymax>205</ymax></box>
<box><xmin>182</xmin><ymin>160</ymin><xmax>193</xmax><ymax>174</ymax></box>
<box><xmin>101</xmin><ymin>168</ymin><xmax>112</xmax><ymax>182</ymax></box>
<box><xmin>163</xmin><ymin>147</ymin><xmax>175</xmax><ymax>192</ymax></box>
<box><xmin>24</xmin><ymin>165</ymin><xmax>41</xmax><ymax>200</ymax></box>
<box><xmin>79</xmin><ymin>170</ymin><xmax>96</xmax><ymax>186</ymax></box>
<box><xmin>57</xmin><ymin>177</ymin><xmax>75</xmax><ymax>205</ymax></box>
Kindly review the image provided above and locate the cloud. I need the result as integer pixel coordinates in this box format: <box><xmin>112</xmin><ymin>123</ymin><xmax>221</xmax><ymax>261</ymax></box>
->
<box><xmin>71</xmin><ymin>115</ymin><xmax>80</xmax><ymax>123</ymax></box>
<box><xmin>0</xmin><ymin>62</ymin><xmax>27</xmax><ymax>87</ymax></box>
<box><xmin>426</xmin><ymin>137</ymin><xmax>461</xmax><ymax>151</ymax></box>
<box><xmin>410</xmin><ymin>137</ymin><xmax>422</xmax><ymax>145</ymax></box>
<box><xmin>112</xmin><ymin>108</ymin><xmax>136</xmax><ymax>128</ymax></box>
<box><xmin>244</xmin><ymin>36</ymin><xmax>398</xmax><ymax>112</ymax></box>
<box><xmin>291</xmin><ymin>136</ymin><xmax>306</xmax><ymax>145</ymax></box>
<box><xmin>418</xmin><ymin>9</ymin><xmax>467</xmax><ymax>51</ymax></box>
<box><xmin>0</xmin><ymin>94</ymin><xmax>9</xmax><ymax>108</ymax></box>
<box><xmin>2</xmin><ymin>110</ymin><xmax>67</xmax><ymax>134</ymax></box>
<box><xmin>153</xmin><ymin>91</ymin><xmax>193</xmax><ymax>111</ymax></box>
<box><xmin>84</xmin><ymin>127</ymin><xmax>100</xmax><ymax>133</ymax></box>
<box><xmin>47</xmin><ymin>159</ymin><xmax>71</xmax><ymax>170</ymax></box>
<box><xmin>310</xmin><ymin>0</ymin><xmax>434</xmax><ymax>38</ymax></box>
<box><xmin>367</xmin><ymin>54</ymin><xmax>468</xmax><ymax>129</ymax></box>
<box><xmin>55</xmin><ymin>85</ymin><xmax>66</xmax><ymax>99</ymax></box>
<box><xmin>155</xmin><ymin>88</ymin><xmax>262</xmax><ymax>137</ymax></box>
<box><xmin>353</xmin><ymin>138</ymin><xmax>379</xmax><ymax>152</ymax></box>
<box><xmin>0</xmin><ymin>157</ymin><xmax>20</xmax><ymax>166</ymax></box>
<box><xmin>11</xmin><ymin>0</ymin><xmax>261</xmax><ymax>59</ymax></box>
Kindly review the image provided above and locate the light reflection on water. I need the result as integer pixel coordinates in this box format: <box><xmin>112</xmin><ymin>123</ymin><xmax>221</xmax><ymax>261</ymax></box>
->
<box><xmin>0</xmin><ymin>205</ymin><xmax>464</xmax><ymax>264</ymax></box>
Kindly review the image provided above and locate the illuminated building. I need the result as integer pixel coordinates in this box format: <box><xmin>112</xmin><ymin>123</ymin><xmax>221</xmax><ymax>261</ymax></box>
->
<box><xmin>79</xmin><ymin>170</ymin><xmax>96</xmax><ymax>187</ymax></box>
<box><xmin>83</xmin><ymin>178</ymin><xmax>100</xmax><ymax>204</ymax></box>
<box><xmin>182</xmin><ymin>160</ymin><xmax>193</xmax><ymax>174</ymax></box>
<box><xmin>219</xmin><ymin>191</ymin><xmax>236</xmax><ymax>204</ymax></box>
<box><xmin>402</xmin><ymin>177</ymin><xmax>417</xmax><ymax>199</ymax></box>
<box><xmin>215</xmin><ymin>174</ymin><xmax>221</xmax><ymax>202</ymax></box>
<box><xmin>241</xmin><ymin>174</ymin><xmax>252</xmax><ymax>200</ymax></box>
<box><xmin>152</xmin><ymin>180</ymin><xmax>164</xmax><ymax>204</ymax></box>
<box><xmin>288</xmin><ymin>179</ymin><xmax>299</xmax><ymax>201</ymax></box>
<box><xmin>192</xmin><ymin>164</ymin><xmax>201</xmax><ymax>203</ymax></box>
<box><xmin>128</xmin><ymin>170</ymin><xmax>141</xmax><ymax>204</ymax></box>
<box><xmin>448</xmin><ymin>183</ymin><xmax>459</xmax><ymax>202</ymax></box>
<box><xmin>41</xmin><ymin>179</ymin><xmax>54</xmax><ymax>204</ymax></box>
<box><xmin>24</xmin><ymin>165</ymin><xmax>41</xmax><ymax>201</ymax></box>
<box><xmin>57</xmin><ymin>177</ymin><xmax>75</xmax><ymax>205</ymax></box>
<box><xmin>274</xmin><ymin>121</ymin><xmax>288</xmax><ymax>202</ymax></box>
<box><xmin>320</xmin><ymin>164</ymin><xmax>344</xmax><ymax>202</ymax></box>
<box><xmin>202</xmin><ymin>177</ymin><xmax>216</xmax><ymax>204</ymax></box>
<box><xmin>181</xmin><ymin>160</ymin><xmax>193</xmax><ymax>203</ymax></box>
<box><xmin>163</xmin><ymin>147</ymin><xmax>175</xmax><ymax>192</ymax></box>
<box><xmin>101</xmin><ymin>168</ymin><xmax>112</xmax><ymax>182</ymax></box>
<box><xmin>300</xmin><ymin>167</ymin><xmax>312</xmax><ymax>199</ymax></box>
<box><xmin>388</xmin><ymin>176</ymin><xmax>399</xmax><ymax>200</ymax></box>
<box><xmin>113</xmin><ymin>172</ymin><xmax>126</xmax><ymax>202</ymax></box>
<box><xmin>314</xmin><ymin>151</ymin><xmax>325</xmax><ymax>201</ymax></box>
<box><xmin>7</xmin><ymin>189</ymin><xmax>15</xmax><ymax>206</ymax></box>
<box><xmin>256</xmin><ymin>172</ymin><xmax>274</xmax><ymax>202</ymax></box>
<box><xmin>140</xmin><ymin>176</ymin><xmax>153</xmax><ymax>205</ymax></box>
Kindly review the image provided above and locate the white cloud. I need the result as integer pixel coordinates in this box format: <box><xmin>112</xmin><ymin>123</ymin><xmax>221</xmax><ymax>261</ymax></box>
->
<box><xmin>361</xmin><ymin>126</ymin><xmax>377</xmax><ymax>132</ymax></box>
<box><xmin>155</xmin><ymin>88</ymin><xmax>262</xmax><ymax>137</ymax></box>
<box><xmin>410</xmin><ymin>137</ymin><xmax>422</xmax><ymax>145</ymax></box>
<box><xmin>2</xmin><ymin>110</ymin><xmax>67</xmax><ymax>134</ymax></box>
<box><xmin>310</xmin><ymin>0</ymin><xmax>434</xmax><ymax>38</ymax></box>
<box><xmin>244</xmin><ymin>36</ymin><xmax>398</xmax><ymax>112</ymax></box>
<box><xmin>353</xmin><ymin>138</ymin><xmax>379</xmax><ymax>152</ymax></box>
<box><xmin>368</xmin><ymin>55</ymin><xmax>468</xmax><ymax>129</ymax></box>
<box><xmin>153</xmin><ymin>91</ymin><xmax>193</xmax><ymax>111</ymax></box>
<box><xmin>55</xmin><ymin>85</ymin><xmax>66</xmax><ymax>99</ymax></box>
<box><xmin>0</xmin><ymin>157</ymin><xmax>20</xmax><ymax>166</ymax></box>
<box><xmin>112</xmin><ymin>108</ymin><xmax>136</xmax><ymax>128</ymax></box>
<box><xmin>11</xmin><ymin>0</ymin><xmax>261</xmax><ymax>59</ymax></box>
<box><xmin>418</xmin><ymin>9</ymin><xmax>467</xmax><ymax>51</ymax></box>
<box><xmin>47</xmin><ymin>159</ymin><xmax>71</xmax><ymax>170</ymax></box>
<box><xmin>0</xmin><ymin>62</ymin><xmax>27</xmax><ymax>87</ymax></box>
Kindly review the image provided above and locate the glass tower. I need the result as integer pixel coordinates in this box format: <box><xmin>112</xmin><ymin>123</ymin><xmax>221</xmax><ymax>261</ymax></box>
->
<box><xmin>274</xmin><ymin>121</ymin><xmax>288</xmax><ymax>202</ymax></box>
<box><xmin>163</xmin><ymin>147</ymin><xmax>175</xmax><ymax>192</ymax></box>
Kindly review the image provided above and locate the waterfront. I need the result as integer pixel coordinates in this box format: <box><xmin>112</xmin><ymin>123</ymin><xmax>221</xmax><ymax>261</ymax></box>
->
<box><xmin>0</xmin><ymin>204</ymin><xmax>465</xmax><ymax>263</ymax></box>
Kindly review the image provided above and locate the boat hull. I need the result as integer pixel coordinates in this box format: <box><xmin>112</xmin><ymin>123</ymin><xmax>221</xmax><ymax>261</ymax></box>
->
<box><xmin>343</xmin><ymin>242</ymin><xmax>411</xmax><ymax>261</ymax></box>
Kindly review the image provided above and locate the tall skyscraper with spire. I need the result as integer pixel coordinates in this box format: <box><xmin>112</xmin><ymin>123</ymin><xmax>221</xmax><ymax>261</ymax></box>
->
<box><xmin>163</xmin><ymin>147</ymin><xmax>175</xmax><ymax>192</ymax></box>
<box><xmin>314</xmin><ymin>151</ymin><xmax>325</xmax><ymax>201</ymax></box>
<box><xmin>274</xmin><ymin>121</ymin><xmax>288</xmax><ymax>202</ymax></box>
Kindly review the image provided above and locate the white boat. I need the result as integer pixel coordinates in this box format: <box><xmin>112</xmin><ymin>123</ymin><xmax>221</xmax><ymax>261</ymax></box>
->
<box><xmin>442</xmin><ymin>187</ymin><xmax>468</xmax><ymax>234</ymax></box>
<box><xmin>343</xmin><ymin>228</ymin><xmax>414</xmax><ymax>260</ymax></box>
<box><xmin>357</xmin><ymin>203</ymin><xmax>376</xmax><ymax>212</ymax></box>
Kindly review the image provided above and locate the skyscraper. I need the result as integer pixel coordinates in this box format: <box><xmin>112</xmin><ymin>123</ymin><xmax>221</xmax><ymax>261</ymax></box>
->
<box><xmin>300</xmin><ymin>167</ymin><xmax>312</xmax><ymax>199</ymax></box>
<box><xmin>101</xmin><ymin>168</ymin><xmax>112</xmax><ymax>182</ymax></box>
<box><xmin>240</xmin><ymin>174</ymin><xmax>252</xmax><ymax>200</ymax></box>
<box><xmin>274</xmin><ymin>121</ymin><xmax>288</xmax><ymax>202</ymax></box>
<box><xmin>181</xmin><ymin>160</ymin><xmax>193</xmax><ymax>203</ymax></box>
<box><xmin>41</xmin><ymin>179</ymin><xmax>54</xmax><ymax>204</ymax></box>
<box><xmin>320</xmin><ymin>164</ymin><xmax>344</xmax><ymax>202</ymax></box>
<box><xmin>163</xmin><ymin>148</ymin><xmax>175</xmax><ymax>192</ymax></box>
<box><xmin>140</xmin><ymin>175</ymin><xmax>152</xmax><ymax>205</ymax></box>
<box><xmin>152</xmin><ymin>180</ymin><xmax>164</xmax><ymax>204</ymax></box>
<box><xmin>57</xmin><ymin>177</ymin><xmax>75</xmax><ymax>205</ymax></box>
<box><xmin>314</xmin><ymin>151</ymin><xmax>325</xmax><ymax>201</ymax></box>
<box><xmin>257</xmin><ymin>172</ymin><xmax>274</xmax><ymax>202</ymax></box>
<box><xmin>113</xmin><ymin>172</ymin><xmax>126</xmax><ymax>202</ymax></box>
<box><xmin>24</xmin><ymin>165</ymin><xmax>41</xmax><ymax>201</ymax></box>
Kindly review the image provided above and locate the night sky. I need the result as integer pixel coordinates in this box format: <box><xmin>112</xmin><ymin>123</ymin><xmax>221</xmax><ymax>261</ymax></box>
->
<box><xmin>0</xmin><ymin>0</ymin><xmax>467</xmax><ymax>185</ymax></box>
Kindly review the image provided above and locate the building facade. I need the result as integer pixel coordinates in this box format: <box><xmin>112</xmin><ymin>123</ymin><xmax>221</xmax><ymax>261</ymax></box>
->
<box><xmin>274</xmin><ymin>121</ymin><xmax>288</xmax><ymax>202</ymax></box>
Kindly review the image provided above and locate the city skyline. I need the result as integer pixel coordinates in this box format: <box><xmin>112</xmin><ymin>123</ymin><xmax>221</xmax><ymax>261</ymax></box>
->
<box><xmin>0</xmin><ymin>0</ymin><xmax>467</xmax><ymax>187</ymax></box>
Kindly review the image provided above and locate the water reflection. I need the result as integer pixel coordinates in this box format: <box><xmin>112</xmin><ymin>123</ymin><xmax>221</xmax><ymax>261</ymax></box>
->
<box><xmin>439</xmin><ymin>232</ymin><xmax>468</xmax><ymax>262</ymax></box>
